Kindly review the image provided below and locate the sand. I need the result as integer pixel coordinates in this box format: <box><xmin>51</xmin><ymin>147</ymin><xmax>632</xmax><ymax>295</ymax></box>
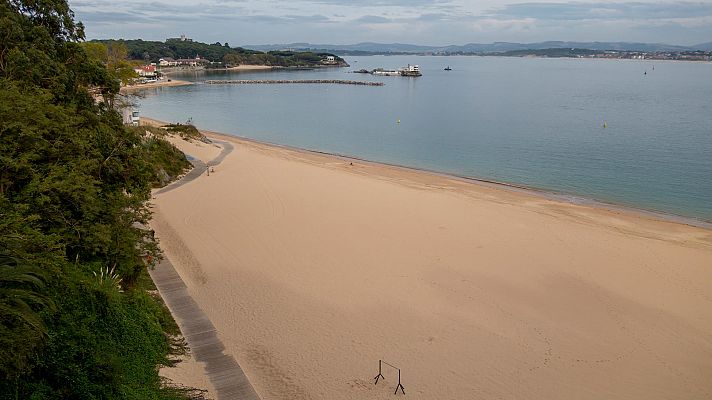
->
<box><xmin>160</xmin><ymin>354</ymin><xmax>217</xmax><ymax>399</ymax></box>
<box><xmin>226</xmin><ymin>65</ymin><xmax>274</xmax><ymax>71</ymax></box>
<box><xmin>149</xmin><ymin>123</ymin><xmax>712</xmax><ymax>400</ymax></box>
<box><xmin>120</xmin><ymin>79</ymin><xmax>192</xmax><ymax>93</ymax></box>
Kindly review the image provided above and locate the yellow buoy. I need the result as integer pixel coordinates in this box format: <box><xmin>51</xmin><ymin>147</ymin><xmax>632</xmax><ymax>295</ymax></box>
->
<box><xmin>397</xmin><ymin>119</ymin><xmax>401</xmax><ymax>124</ymax></box>
<box><xmin>603</xmin><ymin>122</ymin><xmax>607</xmax><ymax>128</ymax></box>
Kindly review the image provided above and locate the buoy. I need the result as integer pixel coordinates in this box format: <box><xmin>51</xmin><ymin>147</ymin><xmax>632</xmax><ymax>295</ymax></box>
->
<box><xmin>397</xmin><ymin>119</ymin><xmax>401</xmax><ymax>124</ymax></box>
<box><xmin>603</xmin><ymin>122</ymin><xmax>607</xmax><ymax>128</ymax></box>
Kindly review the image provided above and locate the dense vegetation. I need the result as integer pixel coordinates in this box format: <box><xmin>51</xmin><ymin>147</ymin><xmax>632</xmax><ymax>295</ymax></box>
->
<box><xmin>160</xmin><ymin>124</ymin><xmax>204</xmax><ymax>140</ymax></box>
<box><xmin>93</xmin><ymin>38</ymin><xmax>347</xmax><ymax>67</ymax></box>
<box><xmin>1</xmin><ymin>1</ymin><xmax>198</xmax><ymax>398</ymax></box>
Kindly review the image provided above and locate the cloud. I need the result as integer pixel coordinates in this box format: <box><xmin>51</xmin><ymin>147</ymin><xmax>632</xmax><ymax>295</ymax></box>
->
<box><xmin>486</xmin><ymin>1</ymin><xmax>712</xmax><ymax>21</ymax></box>
<box><xmin>417</xmin><ymin>13</ymin><xmax>453</xmax><ymax>21</ymax></box>
<box><xmin>78</xmin><ymin>10</ymin><xmax>153</xmax><ymax>23</ymax></box>
<box><xmin>309</xmin><ymin>0</ymin><xmax>451</xmax><ymax>6</ymax></box>
<box><xmin>73</xmin><ymin>0</ymin><xmax>250</xmax><ymax>25</ymax></box>
<box><xmin>355</xmin><ymin>15</ymin><xmax>391</xmax><ymax>23</ymax></box>
<box><xmin>71</xmin><ymin>0</ymin><xmax>712</xmax><ymax>47</ymax></box>
<box><xmin>283</xmin><ymin>14</ymin><xmax>334</xmax><ymax>23</ymax></box>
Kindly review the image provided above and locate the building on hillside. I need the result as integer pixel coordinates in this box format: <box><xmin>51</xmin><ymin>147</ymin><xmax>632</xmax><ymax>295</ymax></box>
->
<box><xmin>134</xmin><ymin>65</ymin><xmax>157</xmax><ymax>78</ymax></box>
<box><xmin>175</xmin><ymin>55</ymin><xmax>207</xmax><ymax>67</ymax></box>
<box><xmin>159</xmin><ymin>57</ymin><xmax>178</xmax><ymax>66</ymax></box>
<box><xmin>167</xmin><ymin>34</ymin><xmax>193</xmax><ymax>42</ymax></box>
<box><xmin>322</xmin><ymin>55</ymin><xmax>337</xmax><ymax>65</ymax></box>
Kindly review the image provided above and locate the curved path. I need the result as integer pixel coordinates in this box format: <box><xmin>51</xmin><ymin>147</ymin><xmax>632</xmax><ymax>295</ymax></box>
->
<box><xmin>154</xmin><ymin>140</ymin><xmax>234</xmax><ymax>195</ymax></box>
<box><xmin>149</xmin><ymin>139</ymin><xmax>260</xmax><ymax>400</ymax></box>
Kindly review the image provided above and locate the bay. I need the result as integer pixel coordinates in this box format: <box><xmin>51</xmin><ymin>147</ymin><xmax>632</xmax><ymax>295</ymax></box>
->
<box><xmin>138</xmin><ymin>56</ymin><xmax>712</xmax><ymax>222</ymax></box>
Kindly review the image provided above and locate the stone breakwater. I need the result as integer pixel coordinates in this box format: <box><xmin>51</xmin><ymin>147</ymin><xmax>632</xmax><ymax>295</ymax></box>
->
<box><xmin>204</xmin><ymin>79</ymin><xmax>384</xmax><ymax>86</ymax></box>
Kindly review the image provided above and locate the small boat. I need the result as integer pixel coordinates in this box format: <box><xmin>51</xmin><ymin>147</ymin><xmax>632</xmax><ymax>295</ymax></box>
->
<box><xmin>444</xmin><ymin>66</ymin><xmax>452</xmax><ymax>71</ymax></box>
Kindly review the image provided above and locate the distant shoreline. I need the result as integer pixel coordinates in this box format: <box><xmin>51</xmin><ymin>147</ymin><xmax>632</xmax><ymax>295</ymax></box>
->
<box><xmin>160</xmin><ymin>64</ymin><xmax>350</xmax><ymax>76</ymax></box>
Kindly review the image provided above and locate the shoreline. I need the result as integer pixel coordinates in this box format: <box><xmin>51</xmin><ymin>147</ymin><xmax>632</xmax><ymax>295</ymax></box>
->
<box><xmin>141</xmin><ymin>117</ymin><xmax>712</xmax><ymax>231</ymax></box>
<box><xmin>346</xmin><ymin>54</ymin><xmax>711</xmax><ymax>63</ymax></box>
<box><xmin>120</xmin><ymin>79</ymin><xmax>192</xmax><ymax>93</ymax></box>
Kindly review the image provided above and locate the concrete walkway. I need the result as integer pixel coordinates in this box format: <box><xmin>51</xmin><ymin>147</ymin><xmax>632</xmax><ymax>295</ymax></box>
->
<box><xmin>154</xmin><ymin>140</ymin><xmax>234</xmax><ymax>195</ymax></box>
<box><xmin>150</xmin><ymin>139</ymin><xmax>260</xmax><ymax>400</ymax></box>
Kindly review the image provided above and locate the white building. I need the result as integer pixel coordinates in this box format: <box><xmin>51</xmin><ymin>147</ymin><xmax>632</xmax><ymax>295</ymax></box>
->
<box><xmin>133</xmin><ymin>65</ymin><xmax>157</xmax><ymax>77</ymax></box>
<box><xmin>159</xmin><ymin>57</ymin><xmax>178</xmax><ymax>67</ymax></box>
<box><xmin>322</xmin><ymin>55</ymin><xmax>337</xmax><ymax>65</ymax></box>
<box><xmin>121</xmin><ymin>108</ymin><xmax>140</xmax><ymax>126</ymax></box>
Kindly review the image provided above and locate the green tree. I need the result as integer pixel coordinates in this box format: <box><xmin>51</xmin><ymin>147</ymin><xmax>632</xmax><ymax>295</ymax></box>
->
<box><xmin>82</xmin><ymin>41</ymin><xmax>108</xmax><ymax>63</ymax></box>
<box><xmin>107</xmin><ymin>41</ymin><xmax>128</xmax><ymax>68</ymax></box>
<box><xmin>0</xmin><ymin>1</ymin><xmax>194</xmax><ymax>397</ymax></box>
<box><xmin>106</xmin><ymin>41</ymin><xmax>138</xmax><ymax>85</ymax></box>
<box><xmin>223</xmin><ymin>53</ymin><xmax>242</xmax><ymax>66</ymax></box>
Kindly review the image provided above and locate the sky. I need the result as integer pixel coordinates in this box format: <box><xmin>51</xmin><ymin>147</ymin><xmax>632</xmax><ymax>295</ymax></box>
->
<box><xmin>71</xmin><ymin>0</ymin><xmax>712</xmax><ymax>46</ymax></box>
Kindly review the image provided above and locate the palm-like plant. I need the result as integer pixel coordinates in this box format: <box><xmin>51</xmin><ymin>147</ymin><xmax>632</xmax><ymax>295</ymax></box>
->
<box><xmin>0</xmin><ymin>254</ymin><xmax>54</xmax><ymax>379</ymax></box>
<box><xmin>0</xmin><ymin>255</ymin><xmax>51</xmax><ymax>334</ymax></box>
<box><xmin>93</xmin><ymin>264</ymin><xmax>124</xmax><ymax>292</ymax></box>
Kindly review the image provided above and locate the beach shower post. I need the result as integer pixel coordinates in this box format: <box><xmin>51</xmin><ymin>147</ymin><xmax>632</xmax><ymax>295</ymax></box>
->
<box><xmin>374</xmin><ymin>359</ymin><xmax>405</xmax><ymax>395</ymax></box>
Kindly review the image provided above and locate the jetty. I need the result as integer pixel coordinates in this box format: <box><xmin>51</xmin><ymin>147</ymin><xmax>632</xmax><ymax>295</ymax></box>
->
<box><xmin>204</xmin><ymin>79</ymin><xmax>383</xmax><ymax>86</ymax></box>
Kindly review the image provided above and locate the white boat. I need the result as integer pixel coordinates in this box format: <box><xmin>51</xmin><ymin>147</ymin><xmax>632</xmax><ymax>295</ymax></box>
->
<box><xmin>400</xmin><ymin>64</ymin><xmax>421</xmax><ymax>77</ymax></box>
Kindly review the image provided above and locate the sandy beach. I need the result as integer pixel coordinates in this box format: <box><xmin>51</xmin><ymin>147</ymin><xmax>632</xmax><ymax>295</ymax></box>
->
<box><xmin>226</xmin><ymin>65</ymin><xmax>274</xmax><ymax>71</ymax></box>
<box><xmin>120</xmin><ymin>79</ymin><xmax>193</xmax><ymax>93</ymax></box>
<box><xmin>119</xmin><ymin>65</ymin><xmax>272</xmax><ymax>94</ymax></box>
<box><xmin>148</xmin><ymin>120</ymin><xmax>712</xmax><ymax>400</ymax></box>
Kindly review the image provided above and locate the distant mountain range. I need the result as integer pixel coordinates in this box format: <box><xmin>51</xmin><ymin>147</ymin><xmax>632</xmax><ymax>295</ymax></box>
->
<box><xmin>694</xmin><ymin>41</ymin><xmax>712</xmax><ymax>51</ymax></box>
<box><xmin>244</xmin><ymin>41</ymin><xmax>712</xmax><ymax>54</ymax></box>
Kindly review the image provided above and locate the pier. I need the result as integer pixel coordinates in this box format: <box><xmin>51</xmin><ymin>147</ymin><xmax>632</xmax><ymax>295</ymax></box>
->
<box><xmin>204</xmin><ymin>79</ymin><xmax>384</xmax><ymax>86</ymax></box>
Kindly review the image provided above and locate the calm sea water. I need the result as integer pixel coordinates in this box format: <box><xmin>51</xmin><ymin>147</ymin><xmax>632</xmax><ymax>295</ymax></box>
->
<box><xmin>138</xmin><ymin>56</ymin><xmax>712</xmax><ymax>222</ymax></box>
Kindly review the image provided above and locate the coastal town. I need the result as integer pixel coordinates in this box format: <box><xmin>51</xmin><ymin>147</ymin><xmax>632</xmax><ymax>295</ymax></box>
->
<box><xmin>130</xmin><ymin>54</ymin><xmax>343</xmax><ymax>84</ymax></box>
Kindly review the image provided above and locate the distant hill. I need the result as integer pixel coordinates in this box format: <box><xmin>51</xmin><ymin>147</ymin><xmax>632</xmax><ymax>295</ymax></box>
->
<box><xmin>91</xmin><ymin>38</ymin><xmax>347</xmax><ymax>67</ymax></box>
<box><xmin>692</xmin><ymin>41</ymin><xmax>712</xmax><ymax>51</ymax></box>
<box><xmin>245</xmin><ymin>42</ymin><xmax>433</xmax><ymax>53</ymax></box>
<box><xmin>245</xmin><ymin>41</ymin><xmax>700</xmax><ymax>54</ymax></box>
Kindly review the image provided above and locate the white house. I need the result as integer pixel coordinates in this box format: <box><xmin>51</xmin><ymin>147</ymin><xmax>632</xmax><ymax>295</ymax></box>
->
<box><xmin>121</xmin><ymin>108</ymin><xmax>140</xmax><ymax>126</ymax></box>
<box><xmin>134</xmin><ymin>65</ymin><xmax>157</xmax><ymax>77</ymax></box>
<box><xmin>159</xmin><ymin>57</ymin><xmax>178</xmax><ymax>67</ymax></box>
<box><xmin>322</xmin><ymin>55</ymin><xmax>337</xmax><ymax>65</ymax></box>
